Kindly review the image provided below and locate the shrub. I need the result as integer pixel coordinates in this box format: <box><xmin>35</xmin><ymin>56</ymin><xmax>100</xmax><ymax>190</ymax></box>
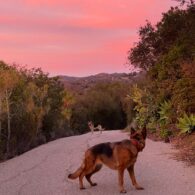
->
<box><xmin>177</xmin><ymin>113</ymin><xmax>195</xmax><ymax>134</ymax></box>
<box><xmin>159</xmin><ymin>128</ymin><xmax>172</xmax><ymax>140</ymax></box>
<box><xmin>158</xmin><ymin>100</ymin><xmax>172</xmax><ymax>125</ymax></box>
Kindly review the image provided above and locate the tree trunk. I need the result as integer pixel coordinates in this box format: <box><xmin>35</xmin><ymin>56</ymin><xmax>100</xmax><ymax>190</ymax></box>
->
<box><xmin>5</xmin><ymin>90</ymin><xmax>11</xmax><ymax>155</ymax></box>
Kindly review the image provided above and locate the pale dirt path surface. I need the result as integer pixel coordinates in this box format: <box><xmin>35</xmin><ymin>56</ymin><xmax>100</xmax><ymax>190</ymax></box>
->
<box><xmin>0</xmin><ymin>130</ymin><xmax>195</xmax><ymax>195</ymax></box>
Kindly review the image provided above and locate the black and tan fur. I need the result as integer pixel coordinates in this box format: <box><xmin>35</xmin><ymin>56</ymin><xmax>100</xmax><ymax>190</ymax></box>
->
<box><xmin>68</xmin><ymin>127</ymin><xmax>147</xmax><ymax>193</ymax></box>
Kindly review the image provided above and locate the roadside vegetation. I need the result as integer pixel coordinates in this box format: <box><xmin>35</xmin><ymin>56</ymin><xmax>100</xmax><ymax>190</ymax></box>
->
<box><xmin>70</xmin><ymin>82</ymin><xmax>130</xmax><ymax>133</ymax></box>
<box><xmin>127</xmin><ymin>0</ymin><xmax>195</xmax><ymax>164</ymax></box>
<box><xmin>127</xmin><ymin>1</ymin><xmax>195</xmax><ymax>136</ymax></box>
<box><xmin>0</xmin><ymin>62</ymin><xmax>74</xmax><ymax>160</ymax></box>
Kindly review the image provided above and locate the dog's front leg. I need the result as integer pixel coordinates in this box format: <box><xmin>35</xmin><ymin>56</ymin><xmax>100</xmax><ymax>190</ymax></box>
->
<box><xmin>127</xmin><ymin>166</ymin><xmax>144</xmax><ymax>190</ymax></box>
<box><xmin>118</xmin><ymin>168</ymin><xmax>126</xmax><ymax>193</ymax></box>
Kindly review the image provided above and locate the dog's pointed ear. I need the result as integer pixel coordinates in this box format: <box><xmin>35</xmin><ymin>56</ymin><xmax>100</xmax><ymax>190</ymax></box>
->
<box><xmin>131</xmin><ymin>127</ymin><xmax>136</xmax><ymax>135</ymax></box>
<box><xmin>142</xmin><ymin>126</ymin><xmax>147</xmax><ymax>139</ymax></box>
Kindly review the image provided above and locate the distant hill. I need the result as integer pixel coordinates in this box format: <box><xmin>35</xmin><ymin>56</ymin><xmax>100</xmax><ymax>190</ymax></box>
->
<box><xmin>58</xmin><ymin>72</ymin><xmax>141</xmax><ymax>93</ymax></box>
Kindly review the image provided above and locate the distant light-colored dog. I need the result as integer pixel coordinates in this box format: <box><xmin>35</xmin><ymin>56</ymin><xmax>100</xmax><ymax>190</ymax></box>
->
<box><xmin>88</xmin><ymin>121</ymin><xmax>104</xmax><ymax>134</ymax></box>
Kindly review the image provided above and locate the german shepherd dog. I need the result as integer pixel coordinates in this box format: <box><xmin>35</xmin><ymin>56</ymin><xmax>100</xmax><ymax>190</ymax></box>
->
<box><xmin>68</xmin><ymin>127</ymin><xmax>146</xmax><ymax>193</ymax></box>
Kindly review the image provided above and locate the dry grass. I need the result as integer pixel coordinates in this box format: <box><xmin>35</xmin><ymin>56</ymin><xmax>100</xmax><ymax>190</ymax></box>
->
<box><xmin>146</xmin><ymin>128</ymin><xmax>195</xmax><ymax>166</ymax></box>
<box><xmin>172</xmin><ymin>132</ymin><xmax>195</xmax><ymax>166</ymax></box>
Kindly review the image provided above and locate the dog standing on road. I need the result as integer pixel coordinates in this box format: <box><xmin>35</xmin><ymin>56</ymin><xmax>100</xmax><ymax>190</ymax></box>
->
<box><xmin>88</xmin><ymin>121</ymin><xmax>105</xmax><ymax>134</ymax></box>
<box><xmin>68</xmin><ymin>126</ymin><xmax>147</xmax><ymax>193</ymax></box>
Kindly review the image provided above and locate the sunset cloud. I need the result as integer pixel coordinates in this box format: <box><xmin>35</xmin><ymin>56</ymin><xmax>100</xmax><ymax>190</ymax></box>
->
<box><xmin>0</xmin><ymin>0</ymin><xmax>178</xmax><ymax>76</ymax></box>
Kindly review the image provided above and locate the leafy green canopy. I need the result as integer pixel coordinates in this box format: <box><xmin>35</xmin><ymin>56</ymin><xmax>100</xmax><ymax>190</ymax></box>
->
<box><xmin>0</xmin><ymin>61</ymin><xmax>73</xmax><ymax>159</ymax></box>
<box><xmin>70</xmin><ymin>82</ymin><xmax>129</xmax><ymax>133</ymax></box>
<box><xmin>128</xmin><ymin>3</ymin><xmax>195</xmax><ymax>134</ymax></box>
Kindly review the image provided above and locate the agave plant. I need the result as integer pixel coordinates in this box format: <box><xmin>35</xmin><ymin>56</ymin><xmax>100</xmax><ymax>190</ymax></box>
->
<box><xmin>177</xmin><ymin>113</ymin><xmax>195</xmax><ymax>134</ymax></box>
<box><xmin>158</xmin><ymin>100</ymin><xmax>172</xmax><ymax>125</ymax></box>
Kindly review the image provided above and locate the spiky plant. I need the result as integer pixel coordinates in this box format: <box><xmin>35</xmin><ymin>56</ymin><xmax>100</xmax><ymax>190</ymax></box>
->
<box><xmin>177</xmin><ymin>113</ymin><xmax>195</xmax><ymax>134</ymax></box>
<box><xmin>158</xmin><ymin>100</ymin><xmax>172</xmax><ymax>124</ymax></box>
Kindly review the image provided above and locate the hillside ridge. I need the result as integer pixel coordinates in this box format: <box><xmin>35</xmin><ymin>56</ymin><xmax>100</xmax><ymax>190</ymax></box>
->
<box><xmin>58</xmin><ymin>72</ymin><xmax>139</xmax><ymax>92</ymax></box>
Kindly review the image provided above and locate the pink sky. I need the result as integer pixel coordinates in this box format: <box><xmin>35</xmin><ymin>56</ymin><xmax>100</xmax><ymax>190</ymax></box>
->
<box><xmin>0</xmin><ymin>0</ymin><xmax>178</xmax><ymax>76</ymax></box>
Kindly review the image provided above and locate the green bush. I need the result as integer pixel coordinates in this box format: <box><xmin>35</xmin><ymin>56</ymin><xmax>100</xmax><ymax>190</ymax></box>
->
<box><xmin>147</xmin><ymin>117</ymin><xmax>157</xmax><ymax>133</ymax></box>
<box><xmin>159</xmin><ymin>128</ymin><xmax>172</xmax><ymax>141</ymax></box>
<box><xmin>70</xmin><ymin>82</ymin><xmax>128</xmax><ymax>132</ymax></box>
<box><xmin>127</xmin><ymin>4</ymin><xmax>195</xmax><ymax>138</ymax></box>
<box><xmin>158</xmin><ymin>101</ymin><xmax>172</xmax><ymax>124</ymax></box>
<box><xmin>177</xmin><ymin>113</ymin><xmax>195</xmax><ymax>134</ymax></box>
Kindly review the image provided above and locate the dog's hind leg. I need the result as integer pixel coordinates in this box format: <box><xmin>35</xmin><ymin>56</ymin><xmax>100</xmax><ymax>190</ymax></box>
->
<box><xmin>85</xmin><ymin>164</ymin><xmax>102</xmax><ymax>186</ymax></box>
<box><xmin>79</xmin><ymin>171</ymin><xmax>86</xmax><ymax>189</ymax></box>
<box><xmin>127</xmin><ymin>165</ymin><xmax>144</xmax><ymax>190</ymax></box>
<box><xmin>79</xmin><ymin>152</ymin><xmax>97</xmax><ymax>189</ymax></box>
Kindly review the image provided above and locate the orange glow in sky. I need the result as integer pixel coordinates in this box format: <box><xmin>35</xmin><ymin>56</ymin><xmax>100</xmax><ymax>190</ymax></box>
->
<box><xmin>0</xmin><ymin>0</ymin><xmax>178</xmax><ymax>76</ymax></box>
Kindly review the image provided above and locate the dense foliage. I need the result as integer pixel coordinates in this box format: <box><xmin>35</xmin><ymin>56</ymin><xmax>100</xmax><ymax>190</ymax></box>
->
<box><xmin>70</xmin><ymin>82</ymin><xmax>131</xmax><ymax>133</ymax></box>
<box><xmin>0</xmin><ymin>61</ymin><xmax>73</xmax><ymax>159</ymax></box>
<box><xmin>128</xmin><ymin>3</ymin><xmax>195</xmax><ymax>138</ymax></box>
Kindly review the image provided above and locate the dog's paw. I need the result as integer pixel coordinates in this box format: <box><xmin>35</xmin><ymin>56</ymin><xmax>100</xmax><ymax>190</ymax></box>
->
<box><xmin>80</xmin><ymin>187</ymin><xmax>86</xmax><ymax>190</ymax></box>
<box><xmin>135</xmin><ymin>185</ymin><xmax>144</xmax><ymax>190</ymax></box>
<box><xmin>91</xmin><ymin>183</ymin><xmax>97</xmax><ymax>186</ymax></box>
<box><xmin>120</xmin><ymin>189</ymin><xmax>127</xmax><ymax>193</ymax></box>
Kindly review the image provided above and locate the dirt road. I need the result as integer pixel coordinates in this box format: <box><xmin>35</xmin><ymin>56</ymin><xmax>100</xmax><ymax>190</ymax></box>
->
<box><xmin>0</xmin><ymin>130</ymin><xmax>194</xmax><ymax>195</ymax></box>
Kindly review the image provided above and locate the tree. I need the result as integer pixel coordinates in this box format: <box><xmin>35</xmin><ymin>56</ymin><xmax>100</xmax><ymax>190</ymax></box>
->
<box><xmin>127</xmin><ymin>3</ymin><xmax>195</xmax><ymax>134</ymax></box>
<box><xmin>175</xmin><ymin>0</ymin><xmax>194</xmax><ymax>6</ymax></box>
<box><xmin>128</xmin><ymin>22</ymin><xmax>158</xmax><ymax>71</ymax></box>
<box><xmin>0</xmin><ymin>62</ymin><xmax>73</xmax><ymax>159</ymax></box>
<box><xmin>0</xmin><ymin>69</ymin><xmax>19</xmax><ymax>155</ymax></box>
<box><xmin>70</xmin><ymin>82</ymin><xmax>129</xmax><ymax>132</ymax></box>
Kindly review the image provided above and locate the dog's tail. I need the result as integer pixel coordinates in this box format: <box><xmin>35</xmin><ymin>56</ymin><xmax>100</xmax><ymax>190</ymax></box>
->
<box><xmin>68</xmin><ymin>160</ymin><xmax>86</xmax><ymax>179</ymax></box>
